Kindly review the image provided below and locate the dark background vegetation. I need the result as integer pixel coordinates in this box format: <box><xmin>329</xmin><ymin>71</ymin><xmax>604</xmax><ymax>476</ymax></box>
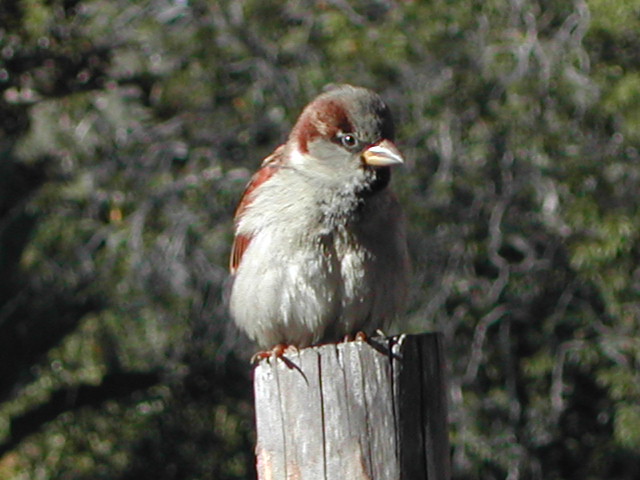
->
<box><xmin>1</xmin><ymin>1</ymin><xmax>639</xmax><ymax>478</ymax></box>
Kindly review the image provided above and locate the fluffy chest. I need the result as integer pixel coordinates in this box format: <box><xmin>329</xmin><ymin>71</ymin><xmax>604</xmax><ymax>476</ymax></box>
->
<box><xmin>234</xmin><ymin>179</ymin><xmax>399</xmax><ymax>309</ymax></box>
<box><xmin>236</xmin><ymin>167</ymin><xmax>367</xmax><ymax>239</ymax></box>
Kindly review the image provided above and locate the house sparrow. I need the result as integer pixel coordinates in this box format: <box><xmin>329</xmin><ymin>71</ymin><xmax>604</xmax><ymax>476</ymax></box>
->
<box><xmin>229</xmin><ymin>84</ymin><xmax>410</xmax><ymax>351</ymax></box>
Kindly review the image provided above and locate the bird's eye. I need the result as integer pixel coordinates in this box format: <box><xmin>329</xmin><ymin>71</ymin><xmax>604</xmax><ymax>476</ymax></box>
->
<box><xmin>340</xmin><ymin>134</ymin><xmax>358</xmax><ymax>149</ymax></box>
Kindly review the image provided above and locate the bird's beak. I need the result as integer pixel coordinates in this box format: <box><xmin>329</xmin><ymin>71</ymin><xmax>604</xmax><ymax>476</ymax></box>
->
<box><xmin>362</xmin><ymin>139</ymin><xmax>405</xmax><ymax>167</ymax></box>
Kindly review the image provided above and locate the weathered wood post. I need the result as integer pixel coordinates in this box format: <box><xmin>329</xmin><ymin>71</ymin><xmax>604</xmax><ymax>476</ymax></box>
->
<box><xmin>253</xmin><ymin>333</ymin><xmax>450</xmax><ymax>480</ymax></box>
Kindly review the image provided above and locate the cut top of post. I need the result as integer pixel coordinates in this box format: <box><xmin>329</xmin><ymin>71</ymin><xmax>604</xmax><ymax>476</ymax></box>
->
<box><xmin>253</xmin><ymin>333</ymin><xmax>450</xmax><ymax>480</ymax></box>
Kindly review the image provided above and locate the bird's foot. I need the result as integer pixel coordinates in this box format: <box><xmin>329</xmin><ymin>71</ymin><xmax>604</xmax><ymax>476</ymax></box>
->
<box><xmin>342</xmin><ymin>331</ymin><xmax>368</xmax><ymax>343</ymax></box>
<box><xmin>251</xmin><ymin>343</ymin><xmax>298</xmax><ymax>364</ymax></box>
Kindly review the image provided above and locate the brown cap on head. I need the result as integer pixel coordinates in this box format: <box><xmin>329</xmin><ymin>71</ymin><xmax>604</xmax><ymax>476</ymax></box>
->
<box><xmin>291</xmin><ymin>85</ymin><xmax>396</xmax><ymax>155</ymax></box>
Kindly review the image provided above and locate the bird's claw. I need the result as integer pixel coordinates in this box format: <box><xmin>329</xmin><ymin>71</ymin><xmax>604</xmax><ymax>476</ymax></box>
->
<box><xmin>342</xmin><ymin>331</ymin><xmax>368</xmax><ymax>343</ymax></box>
<box><xmin>251</xmin><ymin>343</ymin><xmax>297</xmax><ymax>364</ymax></box>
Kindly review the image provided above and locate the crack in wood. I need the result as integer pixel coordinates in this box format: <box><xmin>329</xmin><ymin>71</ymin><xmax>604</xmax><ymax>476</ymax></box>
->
<box><xmin>254</xmin><ymin>334</ymin><xmax>450</xmax><ymax>480</ymax></box>
<box><xmin>318</xmin><ymin>351</ymin><xmax>328</xmax><ymax>480</ymax></box>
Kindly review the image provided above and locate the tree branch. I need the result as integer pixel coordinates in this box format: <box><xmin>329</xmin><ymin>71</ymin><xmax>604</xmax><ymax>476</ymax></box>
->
<box><xmin>0</xmin><ymin>371</ymin><xmax>161</xmax><ymax>457</ymax></box>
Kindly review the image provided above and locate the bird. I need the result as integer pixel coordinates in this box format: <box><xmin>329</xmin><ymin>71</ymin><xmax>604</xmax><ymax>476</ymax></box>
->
<box><xmin>228</xmin><ymin>84</ymin><xmax>410</xmax><ymax>353</ymax></box>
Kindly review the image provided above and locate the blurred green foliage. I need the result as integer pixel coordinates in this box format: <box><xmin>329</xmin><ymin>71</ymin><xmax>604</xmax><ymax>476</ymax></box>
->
<box><xmin>1</xmin><ymin>0</ymin><xmax>640</xmax><ymax>479</ymax></box>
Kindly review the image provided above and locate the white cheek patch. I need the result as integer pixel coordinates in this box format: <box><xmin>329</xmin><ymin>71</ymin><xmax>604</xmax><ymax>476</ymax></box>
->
<box><xmin>287</xmin><ymin>146</ymin><xmax>309</xmax><ymax>167</ymax></box>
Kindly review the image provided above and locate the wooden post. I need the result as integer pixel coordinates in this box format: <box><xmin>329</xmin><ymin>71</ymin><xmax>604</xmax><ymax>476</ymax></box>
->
<box><xmin>253</xmin><ymin>333</ymin><xmax>450</xmax><ymax>480</ymax></box>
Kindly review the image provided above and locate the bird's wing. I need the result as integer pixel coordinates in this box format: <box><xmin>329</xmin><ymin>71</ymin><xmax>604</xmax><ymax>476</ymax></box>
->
<box><xmin>229</xmin><ymin>145</ymin><xmax>285</xmax><ymax>274</ymax></box>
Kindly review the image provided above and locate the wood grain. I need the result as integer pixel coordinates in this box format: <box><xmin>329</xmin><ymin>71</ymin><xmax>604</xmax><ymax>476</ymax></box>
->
<box><xmin>253</xmin><ymin>333</ymin><xmax>450</xmax><ymax>480</ymax></box>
